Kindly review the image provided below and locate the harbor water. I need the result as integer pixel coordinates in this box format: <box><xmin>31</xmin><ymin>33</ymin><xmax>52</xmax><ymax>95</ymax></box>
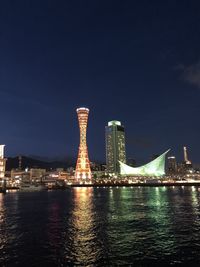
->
<box><xmin>0</xmin><ymin>186</ymin><xmax>200</xmax><ymax>266</ymax></box>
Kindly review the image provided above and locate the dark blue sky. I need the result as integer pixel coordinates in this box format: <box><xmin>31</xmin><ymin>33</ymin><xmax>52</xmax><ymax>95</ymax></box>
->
<box><xmin>1</xmin><ymin>0</ymin><xmax>200</xmax><ymax>163</ymax></box>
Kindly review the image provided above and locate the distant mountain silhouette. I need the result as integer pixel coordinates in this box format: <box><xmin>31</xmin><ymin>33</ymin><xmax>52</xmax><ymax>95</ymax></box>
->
<box><xmin>27</xmin><ymin>155</ymin><xmax>70</xmax><ymax>162</ymax></box>
<box><xmin>6</xmin><ymin>156</ymin><xmax>76</xmax><ymax>171</ymax></box>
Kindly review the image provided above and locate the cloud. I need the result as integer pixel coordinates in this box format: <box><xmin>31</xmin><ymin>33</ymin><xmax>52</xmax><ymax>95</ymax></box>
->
<box><xmin>177</xmin><ymin>62</ymin><xmax>200</xmax><ymax>88</ymax></box>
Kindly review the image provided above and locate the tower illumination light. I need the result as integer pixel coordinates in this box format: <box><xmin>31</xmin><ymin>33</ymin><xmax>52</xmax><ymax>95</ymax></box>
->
<box><xmin>75</xmin><ymin>107</ymin><xmax>91</xmax><ymax>180</ymax></box>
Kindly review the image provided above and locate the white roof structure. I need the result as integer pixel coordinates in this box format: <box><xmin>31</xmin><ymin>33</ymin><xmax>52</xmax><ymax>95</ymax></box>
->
<box><xmin>119</xmin><ymin>149</ymin><xmax>170</xmax><ymax>176</ymax></box>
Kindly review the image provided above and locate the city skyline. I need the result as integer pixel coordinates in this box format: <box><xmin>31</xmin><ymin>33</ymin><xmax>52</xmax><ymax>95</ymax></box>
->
<box><xmin>1</xmin><ymin>2</ymin><xmax>200</xmax><ymax>266</ymax></box>
<box><xmin>1</xmin><ymin>1</ymin><xmax>200</xmax><ymax>163</ymax></box>
<box><xmin>1</xmin><ymin>107</ymin><xmax>196</xmax><ymax>170</ymax></box>
<box><xmin>0</xmin><ymin>105</ymin><xmax>197</xmax><ymax>167</ymax></box>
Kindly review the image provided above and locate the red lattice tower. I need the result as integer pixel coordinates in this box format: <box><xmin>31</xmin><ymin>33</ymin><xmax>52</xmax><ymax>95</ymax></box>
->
<box><xmin>75</xmin><ymin>107</ymin><xmax>92</xmax><ymax>180</ymax></box>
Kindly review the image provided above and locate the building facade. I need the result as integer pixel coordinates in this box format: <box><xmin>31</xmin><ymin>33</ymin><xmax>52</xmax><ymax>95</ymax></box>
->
<box><xmin>0</xmin><ymin>145</ymin><xmax>6</xmax><ymax>179</ymax></box>
<box><xmin>167</xmin><ymin>156</ymin><xmax>177</xmax><ymax>174</ymax></box>
<box><xmin>105</xmin><ymin>120</ymin><xmax>126</xmax><ymax>174</ymax></box>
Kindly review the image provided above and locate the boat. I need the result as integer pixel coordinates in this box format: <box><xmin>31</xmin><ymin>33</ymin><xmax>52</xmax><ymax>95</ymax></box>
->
<box><xmin>0</xmin><ymin>187</ymin><xmax>6</xmax><ymax>193</ymax></box>
<box><xmin>19</xmin><ymin>183</ymin><xmax>47</xmax><ymax>191</ymax></box>
<box><xmin>0</xmin><ymin>179</ymin><xmax>7</xmax><ymax>193</ymax></box>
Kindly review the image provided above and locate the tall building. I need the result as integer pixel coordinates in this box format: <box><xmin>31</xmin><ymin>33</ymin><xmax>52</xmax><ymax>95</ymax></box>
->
<box><xmin>167</xmin><ymin>156</ymin><xmax>177</xmax><ymax>174</ymax></box>
<box><xmin>75</xmin><ymin>107</ymin><xmax>92</xmax><ymax>180</ymax></box>
<box><xmin>0</xmin><ymin>145</ymin><xmax>6</xmax><ymax>179</ymax></box>
<box><xmin>105</xmin><ymin>120</ymin><xmax>126</xmax><ymax>174</ymax></box>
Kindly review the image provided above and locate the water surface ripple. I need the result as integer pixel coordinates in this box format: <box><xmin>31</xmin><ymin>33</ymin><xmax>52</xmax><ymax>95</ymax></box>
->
<box><xmin>1</xmin><ymin>187</ymin><xmax>200</xmax><ymax>266</ymax></box>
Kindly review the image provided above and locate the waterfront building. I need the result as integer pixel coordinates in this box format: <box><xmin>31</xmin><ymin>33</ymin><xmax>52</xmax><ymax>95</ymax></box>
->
<box><xmin>193</xmin><ymin>163</ymin><xmax>200</xmax><ymax>172</ymax></box>
<box><xmin>66</xmin><ymin>167</ymin><xmax>75</xmax><ymax>175</ymax></box>
<box><xmin>90</xmin><ymin>162</ymin><xmax>105</xmax><ymax>171</ymax></box>
<box><xmin>119</xmin><ymin>150</ymin><xmax>169</xmax><ymax>176</ymax></box>
<box><xmin>10</xmin><ymin>168</ymin><xmax>46</xmax><ymax>183</ymax></box>
<box><xmin>167</xmin><ymin>156</ymin><xmax>177</xmax><ymax>174</ymax></box>
<box><xmin>30</xmin><ymin>168</ymin><xmax>46</xmax><ymax>181</ymax></box>
<box><xmin>105</xmin><ymin>120</ymin><xmax>126</xmax><ymax>174</ymax></box>
<box><xmin>92</xmin><ymin>170</ymin><xmax>106</xmax><ymax>179</ymax></box>
<box><xmin>75</xmin><ymin>107</ymin><xmax>92</xmax><ymax>180</ymax></box>
<box><xmin>58</xmin><ymin>171</ymin><xmax>68</xmax><ymax>180</ymax></box>
<box><xmin>0</xmin><ymin>145</ymin><xmax>6</xmax><ymax>179</ymax></box>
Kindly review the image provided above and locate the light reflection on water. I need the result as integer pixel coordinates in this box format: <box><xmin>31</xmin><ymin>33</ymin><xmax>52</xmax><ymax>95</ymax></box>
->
<box><xmin>0</xmin><ymin>187</ymin><xmax>200</xmax><ymax>266</ymax></box>
<box><xmin>0</xmin><ymin>193</ymin><xmax>6</xmax><ymax>254</ymax></box>
<box><xmin>64</xmin><ymin>188</ymin><xmax>97</xmax><ymax>265</ymax></box>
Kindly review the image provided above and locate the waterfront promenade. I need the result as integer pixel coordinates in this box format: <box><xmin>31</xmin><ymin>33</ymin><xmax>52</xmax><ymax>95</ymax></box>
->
<box><xmin>1</xmin><ymin>181</ymin><xmax>200</xmax><ymax>192</ymax></box>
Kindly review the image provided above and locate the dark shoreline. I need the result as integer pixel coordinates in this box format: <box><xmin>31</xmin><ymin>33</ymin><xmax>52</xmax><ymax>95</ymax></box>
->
<box><xmin>70</xmin><ymin>182</ymin><xmax>200</xmax><ymax>187</ymax></box>
<box><xmin>1</xmin><ymin>182</ymin><xmax>200</xmax><ymax>193</ymax></box>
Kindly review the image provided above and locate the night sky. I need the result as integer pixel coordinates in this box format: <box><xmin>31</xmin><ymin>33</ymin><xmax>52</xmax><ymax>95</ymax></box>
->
<box><xmin>1</xmin><ymin>1</ymin><xmax>200</xmax><ymax>164</ymax></box>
